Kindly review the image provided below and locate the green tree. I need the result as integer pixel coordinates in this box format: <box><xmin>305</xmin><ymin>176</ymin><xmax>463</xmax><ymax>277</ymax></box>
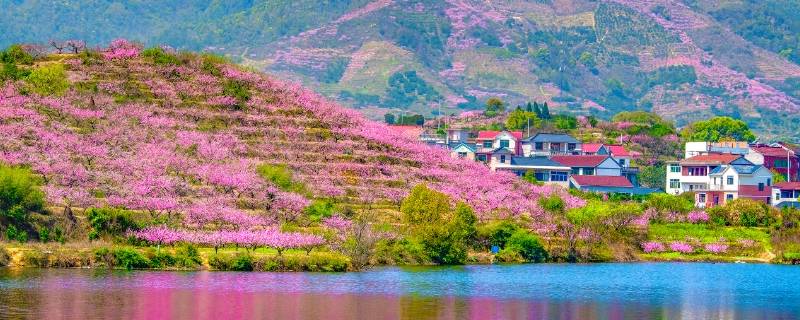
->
<box><xmin>400</xmin><ymin>185</ymin><xmax>477</xmax><ymax>265</ymax></box>
<box><xmin>683</xmin><ymin>116</ymin><xmax>756</xmax><ymax>142</ymax></box>
<box><xmin>24</xmin><ymin>63</ymin><xmax>69</xmax><ymax>96</ymax></box>
<box><xmin>639</xmin><ymin>165</ymin><xmax>666</xmax><ymax>189</ymax></box>
<box><xmin>384</xmin><ymin>113</ymin><xmax>396</xmax><ymax>124</ymax></box>
<box><xmin>540</xmin><ymin>102</ymin><xmax>551</xmax><ymax>119</ymax></box>
<box><xmin>772</xmin><ymin>169</ymin><xmax>787</xmax><ymax>184</ymax></box>
<box><xmin>0</xmin><ymin>165</ymin><xmax>45</xmax><ymax>228</ymax></box>
<box><xmin>484</xmin><ymin>97</ymin><xmax>505</xmax><ymax>117</ymax></box>
<box><xmin>505</xmin><ymin>108</ymin><xmax>540</xmax><ymax>130</ymax></box>
<box><xmin>505</xmin><ymin>230</ymin><xmax>548</xmax><ymax>262</ymax></box>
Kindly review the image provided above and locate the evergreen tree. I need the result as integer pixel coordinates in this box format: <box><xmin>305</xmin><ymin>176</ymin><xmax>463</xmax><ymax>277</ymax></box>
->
<box><xmin>525</xmin><ymin>102</ymin><xmax>533</xmax><ymax>112</ymax></box>
<box><xmin>541</xmin><ymin>102</ymin><xmax>551</xmax><ymax>119</ymax></box>
<box><xmin>533</xmin><ymin>102</ymin><xmax>541</xmax><ymax>118</ymax></box>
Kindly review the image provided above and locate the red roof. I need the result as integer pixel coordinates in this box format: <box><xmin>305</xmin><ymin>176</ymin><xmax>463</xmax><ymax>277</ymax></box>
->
<box><xmin>681</xmin><ymin>153</ymin><xmax>741</xmax><ymax>165</ymax></box>
<box><xmin>551</xmin><ymin>155</ymin><xmax>609</xmax><ymax>167</ymax></box>
<box><xmin>571</xmin><ymin>175</ymin><xmax>633</xmax><ymax>188</ymax></box>
<box><xmin>580</xmin><ymin>143</ymin><xmax>630</xmax><ymax>157</ymax></box>
<box><xmin>476</xmin><ymin>130</ymin><xmax>523</xmax><ymax>140</ymax></box>
<box><xmin>751</xmin><ymin>146</ymin><xmax>795</xmax><ymax>157</ymax></box>
<box><xmin>606</xmin><ymin>145</ymin><xmax>631</xmax><ymax>157</ymax></box>
<box><xmin>775</xmin><ymin>182</ymin><xmax>800</xmax><ymax>190</ymax></box>
<box><xmin>582</xmin><ymin>143</ymin><xmax>602</xmax><ymax>153</ymax></box>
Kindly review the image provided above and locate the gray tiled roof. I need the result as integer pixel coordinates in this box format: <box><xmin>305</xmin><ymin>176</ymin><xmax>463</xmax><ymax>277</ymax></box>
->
<box><xmin>524</xmin><ymin>133</ymin><xmax>579</xmax><ymax>144</ymax></box>
<box><xmin>509</xmin><ymin>156</ymin><xmax>564</xmax><ymax>167</ymax></box>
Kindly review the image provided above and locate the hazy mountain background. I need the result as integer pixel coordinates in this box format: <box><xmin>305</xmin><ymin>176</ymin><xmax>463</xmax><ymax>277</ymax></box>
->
<box><xmin>2</xmin><ymin>0</ymin><xmax>799</xmax><ymax>139</ymax></box>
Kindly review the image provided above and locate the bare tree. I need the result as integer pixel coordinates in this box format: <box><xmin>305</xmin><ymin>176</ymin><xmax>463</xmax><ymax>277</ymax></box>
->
<box><xmin>49</xmin><ymin>40</ymin><xmax>65</xmax><ymax>54</ymax></box>
<box><xmin>65</xmin><ymin>40</ymin><xmax>86</xmax><ymax>54</ymax></box>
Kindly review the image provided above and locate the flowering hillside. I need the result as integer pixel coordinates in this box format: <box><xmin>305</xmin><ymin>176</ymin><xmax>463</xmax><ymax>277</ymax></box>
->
<box><xmin>0</xmin><ymin>41</ymin><xmax>585</xmax><ymax>247</ymax></box>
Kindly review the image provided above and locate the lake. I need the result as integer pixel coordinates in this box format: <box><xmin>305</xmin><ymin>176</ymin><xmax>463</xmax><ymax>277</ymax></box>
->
<box><xmin>0</xmin><ymin>263</ymin><xmax>797</xmax><ymax>319</ymax></box>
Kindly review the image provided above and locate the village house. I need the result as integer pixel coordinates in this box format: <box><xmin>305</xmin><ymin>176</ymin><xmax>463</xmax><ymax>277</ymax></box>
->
<box><xmin>475</xmin><ymin>130</ymin><xmax>523</xmax><ymax>163</ymax></box>
<box><xmin>773</xmin><ymin>182</ymin><xmax>800</xmax><ymax>208</ymax></box>
<box><xmin>521</xmin><ymin>133</ymin><xmax>581</xmax><ymax>157</ymax></box>
<box><xmin>491</xmin><ymin>156</ymin><xmax>571</xmax><ymax>187</ymax></box>
<box><xmin>666</xmin><ymin>153</ymin><xmax>773</xmax><ymax>208</ymax></box>
<box><xmin>746</xmin><ymin>145</ymin><xmax>798</xmax><ymax>182</ymax></box>
<box><xmin>550</xmin><ymin>155</ymin><xmax>623</xmax><ymax>176</ymax></box>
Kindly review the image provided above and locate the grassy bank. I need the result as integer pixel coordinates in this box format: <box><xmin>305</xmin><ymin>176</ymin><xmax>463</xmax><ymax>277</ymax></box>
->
<box><xmin>0</xmin><ymin>243</ymin><xmax>350</xmax><ymax>272</ymax></box>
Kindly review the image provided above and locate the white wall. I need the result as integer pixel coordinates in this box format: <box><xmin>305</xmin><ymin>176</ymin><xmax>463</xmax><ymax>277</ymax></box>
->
<box><xmin>596</xmin><ymin>158</ymin><xmax>622</xmax><ymax>176</ymax></box>
<box><xmin>685</xmin><ymin>142</ymin><xmax>709</xmax><ymax>159</ymax></box>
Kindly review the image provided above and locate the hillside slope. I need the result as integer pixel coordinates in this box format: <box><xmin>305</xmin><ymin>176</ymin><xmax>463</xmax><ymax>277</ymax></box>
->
<box><xmin>2</xmin><ymin>0</ymin><xmax>799</xmax><ymax>139</ymax></box>
<box><xmin>0</xmin><ymin>42</ymin><xmax>584</xmax><ymax>236</ymax></box>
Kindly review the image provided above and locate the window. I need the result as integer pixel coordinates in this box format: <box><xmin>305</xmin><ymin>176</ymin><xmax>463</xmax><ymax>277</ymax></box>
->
<box><xmin>775</xmin><ymin>159</ymin><xmax>789</xmax><ymax>168</ymax></box>
<box><xmin>781</xmin><ymin>190</ymin><xmax>794</xmax><ymax>199</ymax></box>
<box><xmin>500</xmin><ymin>140</ymin><xmax>510</xmax><ymax>149</ymax></box>
<box><xmin>535</xmin><ymin>142</ymin><xmax>543</xmax><ymax>150</ymax></box>
<box><xmin>618</xmin><ymin>159</ymin><xmax>626</xmax><ymax>166</ymax></box>
<box><xmin>482</xmin><ymin>141</ymin><xmax>492</xmax><ymax>148</ymax></box>
<box><xmin>776</xmin><ymin>193</ymin><xmax>781</xmax><ymax>201</ymax></box>
<box><xmin>670</xmin><ymin>164</ymin><xmax>681</xmax><ymax>173</ymax></box>
<box><xmin>571</xmin><ymin>168</ymin><xmax>580</xmax><ymax>175</ymax></box>
<box><xmin>698</xmin><ymin>193</ymin><xmax>706</xmax><ymax>203</ymax></box>
<box><xmin>727</xmin><ymin>176</ymin><xmax>734</xmax><ymax>185</ymax></box>
<box><xmin>500</xmin><ymin>155</ymin><xmax>506</xmax><ymax>163</ymax></box>
<box><xmin>758</xmin><ymin>183</ymin><xmax>765</xmax><ymax>191</ymax></box>
<box><xmin>584</xmin><ymin>168</ymin><xmax>595</xmax><ymax>175</ymax></box>
<box><xmin>767</xmin><ymin>178</ymin><xmax>772</xmax><ymax>187</ymax></box>
<box><xmin>551</xmin><ymin>171</ymin><xmax>568</xmax><ymax>182</ymax></box>
<box><xmin>535</xmin><ymin>171</ymin><xmax>548</xmax><ymax>181</ymax></box>
<box><xmin>669</xmin><ymin>179</ymin><xmax>680</xmax><ymax>189</ymax></box>
<box><xmin>568</xmin><ymin>143</ymin><xmax>576</xmax><ymax>151</ymax></box>
<box><xmin>457</xmin><ymin>152</ymin><xmax>467</xmax><ymax>158</ymax></box>
<box><xmin>687</xmin><ymin>167</ymin><xmax>707</xmax><ymax>176</ymax></box>
<box><xmin>726</xmin><ymin>194</ymin><xmax>734</xmax><ymax>201</ymax></box>
<box><xmin>476</xmin><ymin>154</ymin><xmax>487</xmax><ymax>162</ymax></box>
<box><xmin>550</xmin><ymin>143</ymin><xmax>561</xmax><ymax>151</ymax></box>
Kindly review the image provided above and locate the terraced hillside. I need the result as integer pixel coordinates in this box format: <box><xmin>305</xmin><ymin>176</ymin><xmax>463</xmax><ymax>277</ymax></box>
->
<box><xmin>0</xmin><ymin>42</ymin><xmax>585</xmax><ymax>242</ymax></box>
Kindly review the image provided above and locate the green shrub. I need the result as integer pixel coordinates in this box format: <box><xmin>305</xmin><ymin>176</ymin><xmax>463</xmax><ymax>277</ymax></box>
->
<box><xmin>257</xmin><ymin>163</ymin><xmax>306</xmax><ymax>193</ymax></box>
<box><xmin>253</xmin><ymin>252</ymin><xmax>349</xmax><ymax>272</ymax></box>
<box><xmin>147</xmin><ymin>250</ymin><xmax>176</xmax><ymax>268</ymax></box>
<box><xmin>200</xmin><ymin>53</ymin><xmax>227</xmax><ymax>76</ymax></box>
<box><xmin>86</xmin><ymin>207</ymin><xmax>139</xmax><ymax>240</ymax></box>
<box><xmin>230</xmin><ymin>254</ymin><xmax>254</xmax><ymax>271</ymax></box>
<box><xmin>222</xmin><ymin>80</ymin><xmax>251</xmax><ymax>109</ymax></box>
<box><xmin>24</xmin><ymin>63</ymin><xmax>69</xmax><ymax>96</ymax></box>
<box><xmin>304</xmin><ymin>199</ymin><xmax>335</xmax><ymax>222</ymax></box>
<box><xmin>709</xmin><ymin>199</ymin><xmax>776</xmax><ymax>227</ymax></box>
<box><xmin>373</xmin><ymin>238</ymin><xmax>430</xmax><ymax>265</ymax></box>
<box><xmin>0</xmin><ymin>165</ymin><xmax>45</xmax><ymax>227</ymax></box>
<box><xmin>38</xmin><ymin>227</ymin><xmax>50</xmax><ymax>242</ymax></box>
<box><xmin>476</xmin><ymin>220</ymin><xmax>519</xmax><ymax>249</ymax></box>
<box><xmin>0</xmin><ymin>45</ymin><xmax>34</xmax><ymax>65</ymax></box>
<box><xmin>5</xmin><ymin>225</ymin><xmax>28</xmax><ymax>243</ymax></box>
<box><xmin>112</xmin><ymin>248</ymin><xmax>151</xmax><ymax>270</ymax></box>
<box><xmin>495</xmin><ymin>247</ymin><xmax>524</xmax><ymax>263</ymax></box>
<box><xmin>645</xmin><ymin>193</ymin><xmax>693</xmax><ymax>215</ymax></box>
<box><xmin>174</xmin><ymin>244</ymin><xmax>202</xmax><ymax>268</ymax></box>
<box><xmin>141</xmin><ymin>47</ymin><xmax>180</xmax><ymax>65</ymax></box>
<box><xmin>505</xmin><ymin>230</ymin><xmax>548</xmax><ymax>262</ymax></box>
<box><xmin>538</xmin><ymin>194</ymin><xmax>565</xmax><ymax>214</ymax></box>
<box><xmin>0</xmin><ymin>62</ymin><xmax>30</xmax><ymax>81</ymax></box>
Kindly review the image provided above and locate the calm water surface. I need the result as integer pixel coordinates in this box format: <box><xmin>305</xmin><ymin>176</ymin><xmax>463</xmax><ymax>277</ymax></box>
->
<box><xmin>0</xmin><ymin>263</ymin><xmax>798</xmax><ymax>319</ymax></box>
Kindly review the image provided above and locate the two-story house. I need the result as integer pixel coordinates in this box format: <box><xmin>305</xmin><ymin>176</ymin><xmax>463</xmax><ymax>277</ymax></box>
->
<box><xmin>475</xmin><ymin>130</ymin><xmax>523</xmax><ymax>163</ymax></box>
<box><xmin>492</xmin><ymin>156</ymin><xmax>572</xmax><ymax>187</ymax></box>
<box><xmin>773</xmin><ymin>182</ymin><xmax>800</xmax><ymax>208</ymax></box>
<box><xmin>551</xmin><ymin>155</ymin><xmax>623</xmax><ymax>177</ymax></box>
<box><xmin>666</xmin><ymin>153</ymin><xmax>772</xmax><ymax>208</ymax></box>
<box><xmin>521</xmin><ymin>133</ymin><xmax>581</xmax><ymax>157</ymax></box>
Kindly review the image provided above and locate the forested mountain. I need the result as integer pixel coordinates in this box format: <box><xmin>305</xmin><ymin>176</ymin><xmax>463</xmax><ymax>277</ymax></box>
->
<box><xmin>3</xmin><ymin>0</ymin><xmax>799</xmax><ymax>139</ymax></box>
